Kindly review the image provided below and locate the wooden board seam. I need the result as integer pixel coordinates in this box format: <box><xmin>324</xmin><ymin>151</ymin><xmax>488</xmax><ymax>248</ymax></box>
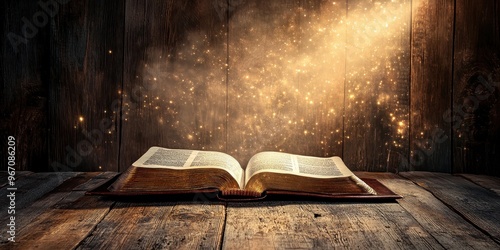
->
<box><xmin>74</xmin><ymin>201</ymin><xmax>117</xmax><ymax>249</ymax></box>
<box><xmin>220</xmin><ymin>202</ymin><xmax>229</xmax><ymax>249</ymax></box>
<box><xmin>398</xmin><ymin>173</ymin><xmax>500</xmax><ymax>245</ymax></box>
<box><xmin>457</xmin><ymin>174</ymin><xmax>500</xmax><ymax>196</ymax></box>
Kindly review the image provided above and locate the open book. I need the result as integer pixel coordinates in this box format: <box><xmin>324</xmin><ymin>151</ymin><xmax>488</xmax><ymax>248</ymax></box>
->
<box><xmin>108</xmin><ymin>147</ymin><xmax>379</xmax><ymax>199</ymax></box>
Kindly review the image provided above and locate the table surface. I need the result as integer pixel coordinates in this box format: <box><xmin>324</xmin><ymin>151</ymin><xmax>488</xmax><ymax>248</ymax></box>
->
<box><xmin>0</xmin><ymin>171</ymin><xmax>499</xmax><ymax>249</ymax></box>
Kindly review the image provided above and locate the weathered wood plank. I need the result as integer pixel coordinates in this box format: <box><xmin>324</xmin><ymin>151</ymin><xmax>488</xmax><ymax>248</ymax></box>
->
<box><xmin>1</xmin><ymin>0</ymin><xmax>51</xmax><ymax>171</ymax></box>
<box><xmin>459</xmin><ymin>174</ymin><xmax>500</xmax><ymax>196</ymax></box>
<box><xmin>408</xmin><ymin>0</ymin><xmax>454</xmax><ymax>172</ymax></box>
<box><xmin>452</xmin><ymin>0</ymin><xmax>500</xmax><ymax>175</ymax></box>
<box><xmin>0</xmin><ymin>1</ymin><xmax>4</xmax><ymax>171</ymax></box>
<box><xmin>224</xmin><ymin>201</ymin><xmax>441</xmax><ymax>249</ymax></box>
<box><xmin>344</xmin><ymin>0</ymin><xmax>411</xmax><ymax>171</ymax></box>
<box><xmin>72</xmin><ymin>171</ymin><xmax>119</xmax><ymax>191</ymax></box>
<box><xmin>4</xmin><ymin>195</ymin><xmax>114</xmax><ymax>249</ymax></box>
<box><xmin>0</xmin><ymin>171</ymin><xmax>32</xmax><ymax>188</ymax></box>
<box><xmin>0</xmin><ymin>172</ymin><xmax>7</xmax><ymax>188</ymax></box>
<box><xmin>0</xmin><ymin>172</ymin><xmax>114</xmax><ymax>244</ymax></box>
<box><xmin>401</xmin><ymin>171</ymin><xmax>500</xmax><ymax>243</ymax></box>
<box><xmin>294</xmin><ymin>0</ymin><xmax>346</xmax><ymax>158</ymax></box>
<box><xmin>49</xmin><ymin>0</ymin><xmax>124</xmax><ymax>172</ymax></box>
<box><xmin>120</xmin><ymin>0</ymin><xmax>228</xmax><ymax>171</ymax></box>
<box><xmin>0</xmin><ymin>0</ymin><xmax>3</xmax><ymax>102</ymax></box>
<box><xmin>227</xmin><ymin>0</ymin><xmax>302</xmax><ymax>165</ymax></box>
<box><xmin>358</xmin><ymin>172</ymin><xmax>500</xmax><ymax>249</ymax></box>
<box><xmin>0</xmin><ymin>172</ymin><xmax>79</xmax><ymax>213</ymax></box>
<box><xmin>227</xmin><ymin>0</ymin><xmax>346</xmax><ymax>165</ymax></box>
<box><xmin>77</xmin><ymin>202</ymin><xmax>225</xmax><ymax>249</ymax></box>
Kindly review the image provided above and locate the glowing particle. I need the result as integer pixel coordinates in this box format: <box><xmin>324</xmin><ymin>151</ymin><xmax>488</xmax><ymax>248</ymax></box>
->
<box><xmin>79</xmin><ymin>116</ymin><xmax>84</xmax><ymax>122</ymax></box>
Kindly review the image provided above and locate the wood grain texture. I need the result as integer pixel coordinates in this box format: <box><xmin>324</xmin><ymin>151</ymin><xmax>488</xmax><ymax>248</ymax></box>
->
<box><xmin>0</xmin><ymin>172</ymin><xmax>79</xmax><ymax>213</ymax></box>
<box><xmin>344</xmin><ymin>0</ymin><xmax>411</xmax><ymax>171</ymax></box>
<box><xmin>5</xmin><ymin>195</ymin><xmax>114</xmax><ymax>249</ymax></box>
<box><xmin>0</xmin><ymin>172</ymin><xmax>115</xmax><ymax>245</ymax></box>
<box><xmin>0</xmin><ymin>172</ymin><xmax>81</xmax><ymax>244</ymax></box>
<box><xmin>228</xmin><ymin>0</ymin><xmax>346</xmax><ymax>166</ymax></box>
<box><xmin>459</xmin><ymin>174</ymin><xmax>500</xmax><ymax>196</ymax></box>
<box><xmin>224</xmin><ymin>201</ymin><xmax>441</xmax><ymax>249</ymax></box>
<box><xmin>359</xmin><ymin>172</ymin><xmax>499</xmax><ymax>249</ymax></box>
<box><xmin>1</xmin><ymin>0</ymin><xmax>50</xmax><ymax>171</ymax></box>
<box><xmin>0</xmin><ymin>171</ymin><xmax>32</xmax><ymax>188</ymax></box>
<box><xmin>120</xmin><ymin>0</ymin><xmax>228</xmax><ymax>171</ymax></box>
<box><xmin>72</xmin><ymin>171</ymin><xmax>119</xmax><ymax>191</ymax></box>
<box><xmin>49</xmin><ymin>0</ymin><xmax>124</xmax><ymax>172</ymax></box>
<box><xmin>409</xmin><ymin>0</ymin><xmax>454</xmax><ymax>172</ymax></box>
<box><xmin>452</xmin><ymin>0</ymin><xmax>500</xmax><ymax>175</ymax></box>
<box><xmin>227</xmin><ymin>0</ymin><xmax>302</xmax><ymax>166</ymax></box>
<box><xmin>401</xmin><ymin>171</ymin><xmax>500</xmax><ymax>243</ymax></box>
<box><xmin>77</xmin><ymin>203</ymin><xmax>225</xmax><ymax>249</ymax></box>
<box><xmin>3</xmin><ymin>172</ymin><xmax>500</xmax><ymax>248</ymax></box>
<box><xmin>295</xmin><ymin>0</ymin><xmax>346</xmax><ymax>158</ymax></box>
<box><xmin>2</xmin><ymin>0</ymin><xmax>500</xmax><ymax>174</ymax></box>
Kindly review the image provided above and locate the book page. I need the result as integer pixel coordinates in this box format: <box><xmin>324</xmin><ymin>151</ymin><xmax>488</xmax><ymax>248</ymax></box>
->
<box><xmin>135</xmin><ymin>147</ymin><xmax>245</xmax><ymax>188</ymax></box>
<box><xmin>245</xmin><ymin>152</ymin><xmax>295</xmax><ymax>184</ymax></box>
<box><xmin>296</xmin><ymin>155</ymin><xmax>353</xmax><ymax>177</ymax></box>
<box><xmin>245</xmin><ymin>152</ymin><xmax>353</xmax><ymax>184</ymax></box>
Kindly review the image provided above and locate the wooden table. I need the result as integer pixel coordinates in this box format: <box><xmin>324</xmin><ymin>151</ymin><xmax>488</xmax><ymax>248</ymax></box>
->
<box><xmin>1</xmin><ymin>171</ymin><xmax>499</xmax><ymax>249</ymax></box>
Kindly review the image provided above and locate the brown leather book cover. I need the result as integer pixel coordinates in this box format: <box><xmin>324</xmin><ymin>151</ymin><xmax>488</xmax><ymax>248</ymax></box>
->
<box><xmin>90</xmin><ymin>147</ymin><xmax>401</xmax><ymax>201</ymax></box>
<box><xmin>86</xmin><ymin>174</ymin><xmax>401</xmax><ymax>201</ymax></box>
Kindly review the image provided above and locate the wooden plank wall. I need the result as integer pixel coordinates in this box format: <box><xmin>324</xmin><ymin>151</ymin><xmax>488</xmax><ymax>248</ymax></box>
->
<box><xmin>227</xmin><ymin>0</ymin><xmax>346</xmax><ymax>166</ymax></box>
<box><xmin>1</xmin><ymin>0</ymin><xmax>50</xmax><ymax>172</ymax></box>
<box><xmin>410</xmin><ymin>0</ymin><xmax>454</xmax><ymax>173</ymax></box>
<box><xmin>1</xmin><ymin>0</ymin><xmax>499</xmax><ymax>176</ymax></box>
<box><xmin>344</xmin><ymin>0</ymin><xmax>411</xmax><ymax>172</ymax></box>
<box><xmin>452</xmin><ymin>0</ymin><xmax>500</xmax><ymax>176</ymax></box>
<box><xmin>120</xmin><ymin>0</ymin><xmax>228</xmax><ymax>168</ymax></box>
<box><xmin>49</xmin><ymin>0</ymin><xmax>124</xmax><ymax>172</ymax></box>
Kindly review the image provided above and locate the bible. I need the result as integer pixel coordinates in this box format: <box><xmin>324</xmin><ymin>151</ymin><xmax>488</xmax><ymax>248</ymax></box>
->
<box><xmin>106</xmin><ymin>147</ymin><xmax>386</xmax><ymax>199</ymax></box>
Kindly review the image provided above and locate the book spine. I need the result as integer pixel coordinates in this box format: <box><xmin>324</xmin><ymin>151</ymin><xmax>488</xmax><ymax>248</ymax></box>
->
<box><xmin>351</xmin><ymin>175</ymin><xmax>378</xmax><ymax>195</ymax></box>
<box><xmin>221</xmin><ymin>189</ymin><xmax>262</xmax><ymax>197</ymax></box>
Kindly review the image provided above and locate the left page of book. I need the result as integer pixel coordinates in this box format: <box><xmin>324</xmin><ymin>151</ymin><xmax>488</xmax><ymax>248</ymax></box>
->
<box><xmin>135</xmin><ymin>147</ymin><xmax>245</xmax><ymax>189</ymax></box>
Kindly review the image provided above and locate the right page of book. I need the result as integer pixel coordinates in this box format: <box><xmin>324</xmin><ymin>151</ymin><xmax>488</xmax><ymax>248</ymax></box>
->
<box><xmin>245</xmin><ymin>152</ymin><xmax>353</xmax><ymax>185</ymax></box>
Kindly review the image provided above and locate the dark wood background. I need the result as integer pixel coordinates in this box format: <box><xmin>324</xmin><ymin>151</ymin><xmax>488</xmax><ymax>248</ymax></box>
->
<box><xmin>1</xmin><ymin>0</ymin><xmax>499</xmax><ymax>175</ymax></box>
